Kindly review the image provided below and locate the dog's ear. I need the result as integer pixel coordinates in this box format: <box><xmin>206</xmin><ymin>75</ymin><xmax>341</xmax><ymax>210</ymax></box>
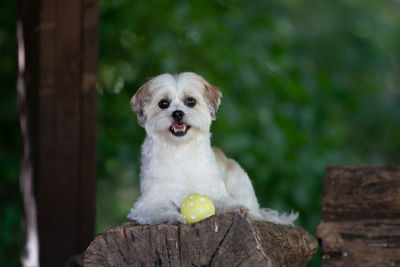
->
<box><xmin>130</xmin><ymin>79</ymin><xmax>152</xmax><ymax>127</ymax></box>
<box><xmin>204</xmin><ymin>81</ymin><xmax>222</xmax><ymax>120</ymax></box>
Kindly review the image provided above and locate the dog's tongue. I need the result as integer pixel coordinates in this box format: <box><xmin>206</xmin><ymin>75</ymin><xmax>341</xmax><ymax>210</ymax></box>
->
<box><xmin>173</xmin><ymin>122</ymin><xmax>186</xmax><ymax>129</ymax></box>
<box><xmin>170</xmin><ymin>122</ymin><xmax>190</xmax><ymax>136</ymax></box>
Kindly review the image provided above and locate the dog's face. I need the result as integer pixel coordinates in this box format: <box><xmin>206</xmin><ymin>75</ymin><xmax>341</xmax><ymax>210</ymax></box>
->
<box><xmin>131</xmin><ymin>72</ymin><xmax>222</xmax><ymax>142</ymax></box>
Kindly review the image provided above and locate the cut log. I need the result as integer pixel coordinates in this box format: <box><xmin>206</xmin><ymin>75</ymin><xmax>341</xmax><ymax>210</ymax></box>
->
<box><xmin>318</xmin><ymin>165</ymin><xmax>400</xmax><ymax>266</ymax></box>
<box><xmin>84</xmin><ymin>211</ymin><xmax>317</xmax><ymax>266</ymax></box>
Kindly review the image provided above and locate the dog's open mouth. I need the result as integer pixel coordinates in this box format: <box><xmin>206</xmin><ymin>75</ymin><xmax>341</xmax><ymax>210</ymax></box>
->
<box><xmin>170</xmin><ymin>122</ymin><xmax>191</xmax><ymax>137</ymax></box>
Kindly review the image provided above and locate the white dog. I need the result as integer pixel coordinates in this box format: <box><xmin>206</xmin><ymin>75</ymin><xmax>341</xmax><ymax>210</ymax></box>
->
<box><xmin>127</xmin><ymin>72</ymin><xmax>297</xmax><ymax>225</ymax></box>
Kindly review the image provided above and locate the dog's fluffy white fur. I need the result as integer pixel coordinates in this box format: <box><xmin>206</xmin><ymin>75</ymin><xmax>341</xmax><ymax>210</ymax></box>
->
<box><xmin>127</xmin><ymin>72</ymin><xmax>297</xmax><ymax>225</ymax></box>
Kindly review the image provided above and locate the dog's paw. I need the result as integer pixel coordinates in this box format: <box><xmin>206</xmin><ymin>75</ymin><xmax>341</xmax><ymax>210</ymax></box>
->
<box><xmin>214</xmin><ymin>197</ymin><xmax>248</xmax><ymax>216</ymax></box>
<box><xmin>127</xmin><ymin>208</ymin><xmax>186</xmax><ymax>225</ymax></box>
<box><xmin>161</xmin><ymin>211</ymin><xmax>186</xmax><ymax>225</ymax></box>
<box><xmin>225</xmin><ymin>206</ymin><xmax>249</xmax><ymax>217</ymax></box>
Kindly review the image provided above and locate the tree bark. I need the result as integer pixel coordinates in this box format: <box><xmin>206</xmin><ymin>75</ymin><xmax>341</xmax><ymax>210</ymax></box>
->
<box><xmin>85</xmin><ymin>211</ymin><xmax>318</xmax><ymax>267</ymax></box>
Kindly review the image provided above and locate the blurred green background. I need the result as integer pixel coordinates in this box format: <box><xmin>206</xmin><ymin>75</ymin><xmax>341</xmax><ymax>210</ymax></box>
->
<box><xmin>1</xmin><ymin>0</ymin><xmax>400</xmax><ymax>266</ymax></box>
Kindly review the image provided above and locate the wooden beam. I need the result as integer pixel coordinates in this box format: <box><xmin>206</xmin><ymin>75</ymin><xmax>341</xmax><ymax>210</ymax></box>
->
<box><xmin>318</xmin><ymin>165</ymin><xmax>400</xmax><ymax>266</ymax></box>
<box><xmin>322</xmin><ymin>165</ymin><xmax>400</xmax><ymax>221</ymax></box>
<box><xmin>17</xmin><ymin>0</ymin><xmax>98</xmax><ymax>266</ymax></box>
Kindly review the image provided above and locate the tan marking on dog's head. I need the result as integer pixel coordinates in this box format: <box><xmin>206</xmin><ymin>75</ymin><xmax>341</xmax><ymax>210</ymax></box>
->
<box><xmin>203</xmin><ymin>80</ymin><xmax>222</xmax><ymax>120</ymax></box>
<box><xmin>130</xmin><ymin>79</ymin><xmax>152</xmax><ymax>127</ymax></box>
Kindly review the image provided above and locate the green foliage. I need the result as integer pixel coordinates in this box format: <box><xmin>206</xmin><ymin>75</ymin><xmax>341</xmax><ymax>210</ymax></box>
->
<box><xmin>98</xmin><ymin>1</ymin><xmax>400</xmax><ymax>265</ymax></box>
<box><xmin>1</xmin><ymin>0</ymin><xmax>400</xmax><ymax>265</ymax></box>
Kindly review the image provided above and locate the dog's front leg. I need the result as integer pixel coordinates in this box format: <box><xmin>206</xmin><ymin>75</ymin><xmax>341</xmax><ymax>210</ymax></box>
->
<box><xmin>127</xmin><ymin>194</ymin><xmax>185</xmax><ymax>225</ymax></box>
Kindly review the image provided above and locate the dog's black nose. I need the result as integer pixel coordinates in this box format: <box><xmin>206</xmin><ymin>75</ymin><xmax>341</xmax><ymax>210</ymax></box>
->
<box><xmin>172</xmin><ymin>110</ymin><xmax>184</xmax><ymax>122</ymax></box>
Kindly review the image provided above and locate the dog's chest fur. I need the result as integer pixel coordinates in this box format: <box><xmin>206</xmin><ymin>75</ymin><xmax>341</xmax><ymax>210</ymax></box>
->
<box><xmin>139</xmin><ymin>136</ymin><xmax>226</xmax><ymax>203</ymax></box>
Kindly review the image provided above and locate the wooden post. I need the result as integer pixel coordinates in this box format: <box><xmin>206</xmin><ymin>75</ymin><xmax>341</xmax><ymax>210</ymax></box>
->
<box><xmin>84</xmin><ymin>212</ymin><xmax>318</xmax><ymax>266</ymax></box>
<box><xmin>317</xmin><ymin>165</ymin><xmax>400</xmax><ymax>266</ymax></box>
<box><xmin>17</xmin><ymin>0</ymin><xmax>98</xmax><ymax>266</ymax></box>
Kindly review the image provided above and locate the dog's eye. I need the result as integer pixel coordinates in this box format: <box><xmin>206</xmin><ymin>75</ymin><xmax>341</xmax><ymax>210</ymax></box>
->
<box><xmin>184</xmin><ymin>97</ymin><xmax>196</xmax><ymax>107</ymax></box>
<box><xmin>158</xmin><ymin>99</ymin><xmax>170</xmax><ymax>109</ymax></box>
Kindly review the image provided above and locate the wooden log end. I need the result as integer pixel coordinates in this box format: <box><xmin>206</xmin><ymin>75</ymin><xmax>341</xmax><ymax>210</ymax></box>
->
<box><xmin>84</xmin><ymin>211</ymin><xmax>317</xmax><ymax>266</ymax></box>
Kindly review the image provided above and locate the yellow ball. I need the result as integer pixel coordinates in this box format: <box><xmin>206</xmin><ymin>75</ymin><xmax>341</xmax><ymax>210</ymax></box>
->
<box><xmin>180</xmin><ymin>194</ymin><xmax>215</xmax><ymax>224</ymax></box>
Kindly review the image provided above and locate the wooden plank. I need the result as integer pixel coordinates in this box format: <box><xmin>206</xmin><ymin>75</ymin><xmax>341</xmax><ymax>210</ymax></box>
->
<box><xmin>78</xmin><ymin>0</ymin><xmax>98</xmax><ymax>253</ymax></box>
<box><xmin>319</xmin><ymin>165</ymin><xmax>400</xmax><ymax>266</ymax></box>
<box><xmin>17</xmin><ymin>0</ymin><xmax>98</xmax><ymax>266</ymax></box>
<box><xmin>37</xmin><ymin>1</ymin><xmax>82</xmax><ymax>265</ymax></box>
<box><xmin>17</xmin><ymin>0</ymin><xmax>41</xmax><ymax>266</ymax></box>
<box><xmin>317</xmin><ymin>219</ymin><xmax>400</xmax><ymax>266</ymax></box>
<box><xmin>323</xmin><ymin>165</ymin><xmax>400</xmax><ymax>221</ymax></box>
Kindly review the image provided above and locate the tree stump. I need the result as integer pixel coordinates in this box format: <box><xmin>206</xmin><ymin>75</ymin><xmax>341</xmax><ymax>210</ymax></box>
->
<box><xmin>85</xmin><ymin>211</ymin><xmax>317</xmax><ymax>266</ymax></box>
<box><xmin>317</xmin><ymin>165</ymin><xmax>400</xmax><ymax>266</ymax></box>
